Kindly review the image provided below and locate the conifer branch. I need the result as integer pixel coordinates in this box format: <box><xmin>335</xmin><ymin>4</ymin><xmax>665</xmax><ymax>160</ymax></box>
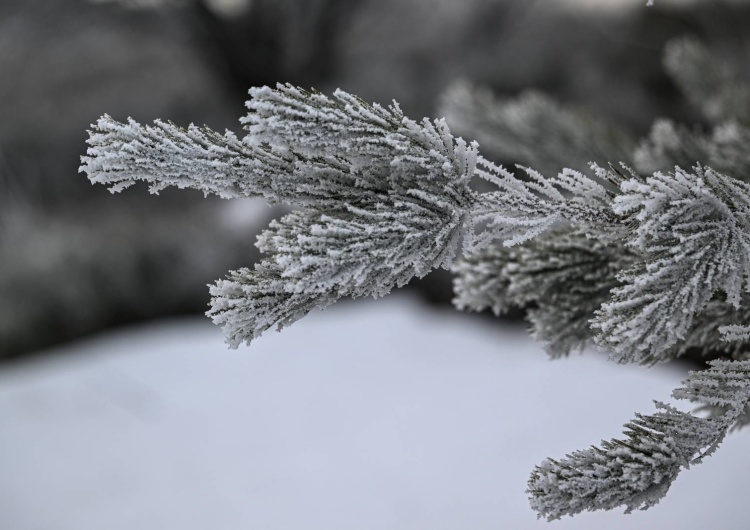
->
<box><xmin>454</xmin><ymin>229</ymin><xmax>633</xmax><ymax>357</ymax></box>
<box><xmin>82</xmin><ymin>84</ymin><xmax>479</xmax><ymax>346</ymax></box>
<box><xmin>81</xmin><ymin>116</ymin><xmax>262</xmax><ymax>198</ymax></box>
<box><xmin>468</xmin><ymin>160</ymin><xmax>622</xmax><ymax>250</ymax></box>
<box><xmin>593</xmin><ymin>166</ymin><xmax>750</xmax><ymax>365</ymax></box>
<box><xmin>529</xmin><ymin>359</ymin><xmax>750</xmax><ymax>520</ymax></box>
<box><xmin>669</xmin><ymin>297</ymin><xmax>750</xmax><ymax>360</ymax></box>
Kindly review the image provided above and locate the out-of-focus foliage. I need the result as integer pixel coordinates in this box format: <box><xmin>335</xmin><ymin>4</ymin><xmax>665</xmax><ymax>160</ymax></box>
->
<box><xmin>6</xmin><ymin>0</ymin><xmax>750</xmax><ymax>359</ymax></box>
<box><xmin>439</xmin><ymin>82</ymin><xmax>635</xmax><ymax>175</ymax></box>
<box><xmin>0</xmin><ymin>0</ymin><xmax>262</xmax><ymax>356</ymax></box>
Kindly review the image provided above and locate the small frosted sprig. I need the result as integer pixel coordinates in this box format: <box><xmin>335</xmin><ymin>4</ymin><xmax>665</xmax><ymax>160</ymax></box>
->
<box><xmin>529</xmin><ymin>359</ymin><xmax>750</xmax><ymax>520</ymax></box>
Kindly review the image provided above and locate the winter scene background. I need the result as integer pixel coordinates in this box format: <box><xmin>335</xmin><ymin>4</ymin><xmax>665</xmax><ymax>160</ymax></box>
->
<box><xmin>3</xmin><ymin>0</ymin><xmax>750</xmax><ymax>528</ymax></box>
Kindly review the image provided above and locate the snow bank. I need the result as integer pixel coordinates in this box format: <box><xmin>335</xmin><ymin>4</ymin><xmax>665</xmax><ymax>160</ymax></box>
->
<box><xmin>1</xmin><ymin>294</ymin><xmax>747</xmax><ymax>529</ymax></box>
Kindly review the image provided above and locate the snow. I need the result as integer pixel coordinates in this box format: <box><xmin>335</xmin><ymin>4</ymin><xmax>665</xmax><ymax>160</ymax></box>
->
<box><xmin>1</xmin><ymin>293</ymin><xmax>748</xmax><ymax>529</ymax></box>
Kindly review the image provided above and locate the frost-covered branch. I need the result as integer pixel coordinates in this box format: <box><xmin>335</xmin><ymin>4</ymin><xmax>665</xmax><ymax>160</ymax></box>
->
<box><xmin>81</xmin><ymin>117</ymin><xmax>262</xmax><ymax>197</ymax></box>
<box><xmin>209</xmin><ymin>197</ymin><xmax>473</xmax><ymax>346</ymax></box>
<box><xmin>83</xmin><ymin>83</ymin><xmax>634</xmax><ymax>347</ymax></box>
<box><xmin>468</xmin><ymin>160</ymin><xmax>622</xmax><ymax>250</ymax></box>
<box><xmin>592</xmin><ymin>166</ymin><xmax>750</xmax><ymax>364</ymax></box>
<box><xmin>83</xmin><ymin>84</ymin><xmax>479</xmax><ymax>346</ymax></box>
<box><xmin>454</xmin><ymin>162</ymin><xmax>750</xmax><ymax>365</ymax></box>
<box><xmin>529</xmin><ymin>359</ymin><xmax>750</xmax><ymax>520</ymax></box>
<box><xmin>454</xmin><ymin>229</ymin><xmax>633</xmax><ymax>357</ymax></box>
<box><xmin>83</xmin><ymin>87</ymin><xmax>477</xmax><ymax>209</ymax></box>
<box><xmin>669</xmin><ymin>297</ymin><xmax>750</xmax><ymax>360</ymax></box>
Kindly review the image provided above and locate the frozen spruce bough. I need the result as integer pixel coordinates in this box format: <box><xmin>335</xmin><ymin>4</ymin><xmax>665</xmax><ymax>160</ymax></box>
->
<box><xmin>82</xmin><ymin>82</ymin><xmax>750</xmax><ymax>520</ymax></box>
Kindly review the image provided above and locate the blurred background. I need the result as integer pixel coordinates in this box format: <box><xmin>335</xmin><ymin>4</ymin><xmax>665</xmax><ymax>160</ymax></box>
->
<box><xmin>3</xmin><ymin>1</ymin><xmax>750</xmax><ymax>528</ymax></box>
<box><xmin>3</xmin><ymin>0</ymin><xmax>750</xmax><ymax>359</ymax></box>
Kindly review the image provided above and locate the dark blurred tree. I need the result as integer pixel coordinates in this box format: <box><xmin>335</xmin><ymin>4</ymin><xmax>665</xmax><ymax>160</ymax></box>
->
<box><xmin>5</xmin><ymin>0</ymin><xmax>750</xmax><ymax>359</ymax></box>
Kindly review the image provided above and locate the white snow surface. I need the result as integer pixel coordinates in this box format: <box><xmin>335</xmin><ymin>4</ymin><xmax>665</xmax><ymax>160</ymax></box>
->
<box><xmin>1</xmin><ymin>293</ymin><xmax>748</xmax><ymax>530</ymax></box>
